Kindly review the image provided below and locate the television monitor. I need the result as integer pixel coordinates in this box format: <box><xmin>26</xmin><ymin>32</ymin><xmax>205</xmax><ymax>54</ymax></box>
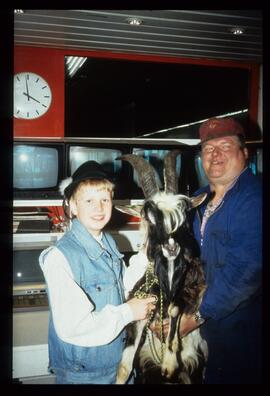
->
<box><xmin>248</xmin><ymin>147</ymin><xmax>263</xmax><ymax>177</ymax></box>
<box><xmin>13</xmin><ymin>248</ymin><xmax>45</xmax><ymax>286</ymax></box>
<box><xmin>13</xmin><ymin>141</ymin><xmax>65</xmax><ymax>200</ymax></box>
<box><xmin>194</xmin><ymin>153</ymin><xmax>208</xmax><ymax>188</ymax></box>
<box><xmin>66</xmin><ymin>143</ymin><xmax>132</xmax><ymax>200</ymax></box>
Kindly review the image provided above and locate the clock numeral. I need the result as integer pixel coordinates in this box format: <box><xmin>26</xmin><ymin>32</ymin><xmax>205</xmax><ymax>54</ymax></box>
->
<box><xmin>36</xmin><ymin>110</ymin><xmax>40</xmax><ymax>115</ymax></box>
<box><xmin>27</xmin><ymin>74</ymin><xmax>29</xmax><ymax>80</ymax></box>
<box><xmin>17</xmin><ymin>110</ymin><xmax>20</xmax><ymax>114</ymax></box>
<box><xmin>16</xmin><ymin>76</ymin><xmax>20</xmax><ymax>82</ymax></box>
<box><xmin>42</xmin><ymin>86</ymin><xmax>47</xmax><ymax>90</ymax></box>
<box><xmin>44</xmin><ymin>95</ymin><xmax>50</xmax><ymax>98</ymax></box>
<box><xmin>27</xmin><ymin>112</ymin><xmax>29</xmax><ymax>118</ymax></box>
<box><xmin>42</xmin><ymin>104</ymin><xmax>47</xmax><ymax>108</ymax></box>
<box><xmin>35</xmin><ymin>78</ymin><xmax>39</xmax><ymax>83</ymax></box>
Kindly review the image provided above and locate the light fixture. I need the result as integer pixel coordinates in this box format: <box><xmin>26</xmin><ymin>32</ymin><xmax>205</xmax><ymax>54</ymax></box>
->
<box><xmin>14</xmin><ymin>9</ymin><xmax>24</xmax><ymax>14</ymax></box>
<box><xmin>66</xmin><ymin>56</ymin><xmax>87</xmax><ymax>78</ymax></box>
<box><xmin>229</xmin><ymin>27</ymin><xmax>245</xmax><ymax>35</ymax></box>
<box><xmin>126</xmin><ymin>17</ymin><xmax>143</xmax><ymax>26</ymax></box>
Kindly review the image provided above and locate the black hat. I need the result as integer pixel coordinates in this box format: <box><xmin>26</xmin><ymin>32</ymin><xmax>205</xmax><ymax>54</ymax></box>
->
<box><xmin>59</xmin><ymin>160</ymin><xmax>113</xmax><ymax>199</ymax></box>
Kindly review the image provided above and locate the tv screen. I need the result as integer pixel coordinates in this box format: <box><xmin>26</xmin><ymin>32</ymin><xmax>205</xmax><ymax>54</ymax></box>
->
<box><xmin>248</xmin><ymin>147</ymin><xmax>263</xmax><ymax>177</ymax></box>
<box><xmin>13</xmin><ymin>248</ymin><xmax>45</xmax><ymax>285</ymax></box>
<box><xmin>194</xmin><ymin>153</ymin><xmax>208</xmax><ymax>188</ymax></box>
<box><xmin>14</xmin><ymin>142</ymin><xmax>64</xmax><ymax>199</ymax></box>
<box><xmin>69</xmin><ymin>146</ymin><xmax>122</xmax><ymax>176</ymax></box>
<box><xmin>67</xmin><ymin>144</ymin><xmax>131</xmax><ymax>200</ymax></box>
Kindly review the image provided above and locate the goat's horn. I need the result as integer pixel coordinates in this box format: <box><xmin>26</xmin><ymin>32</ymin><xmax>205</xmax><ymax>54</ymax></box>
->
<box><xmin>117</xmin><ymin>154</ymin><xmax>159</xmax><ymax>199</ymax></box>
<box><xmin>163</xmin><ymin>150</ymin><xmax>181</xmax><ymax>194</ymax></box>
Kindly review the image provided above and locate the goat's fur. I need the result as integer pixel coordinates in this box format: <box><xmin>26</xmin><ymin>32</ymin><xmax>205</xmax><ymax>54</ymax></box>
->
<box><xmin>116</xmin><ymin>192</ymin><xmax>208</xmax><ymax>384</ymax></box>
<box><xmin>116</xmin><ymin>152</ymin><xmax>208</xmax><ymax>384</ymax></box>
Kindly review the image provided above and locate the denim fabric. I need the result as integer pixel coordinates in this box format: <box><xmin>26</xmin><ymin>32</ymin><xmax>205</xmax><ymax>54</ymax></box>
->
<box><xmin>54</xmin><ymin>366</ymin><xmax>119</xmax><ymax>384</ymax></box>
<box><xmin>55</xmin><ymin>368</ymin><xmax>135</xmax><ymax>384</ymax></box>
<box><xmin>43</xmin><ymin>219</ymin><xmax>126</xmax><ymax>383</ymax></box>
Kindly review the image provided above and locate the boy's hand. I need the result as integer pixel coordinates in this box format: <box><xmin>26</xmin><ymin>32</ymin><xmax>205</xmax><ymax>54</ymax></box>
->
<box><xmin>127</xmin><ymin>296</ymin><xmax>156</xmax><ymax>321</ymax></box>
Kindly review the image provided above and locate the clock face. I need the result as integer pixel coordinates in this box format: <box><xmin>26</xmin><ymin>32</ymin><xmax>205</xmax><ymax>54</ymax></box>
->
<box><xmin>14</xmin><ymin>72</ymin><xmax>52</xmax><ymax>119</ymax></box>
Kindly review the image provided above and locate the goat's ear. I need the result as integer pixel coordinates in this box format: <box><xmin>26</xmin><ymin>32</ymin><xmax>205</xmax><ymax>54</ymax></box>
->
<box><xmin>114</xmin><ymin>205</ymin><xmax>143</xmax><ymax>218</ymax></box>
<box><xmin>189</xmin><ymin>192</ymin><xmax>208</xmax><ymax>208</ymax></box>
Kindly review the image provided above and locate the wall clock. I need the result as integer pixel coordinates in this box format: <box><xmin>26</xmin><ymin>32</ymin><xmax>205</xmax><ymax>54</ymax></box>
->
<box><xmin>14</xmin><ymin>72</ymin><xmax>52</xmax><ymax>119</ymax></box>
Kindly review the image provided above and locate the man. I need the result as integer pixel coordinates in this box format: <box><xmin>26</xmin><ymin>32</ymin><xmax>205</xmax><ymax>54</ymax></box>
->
<box><xmin>180</xmin><ymin>117</ymin><xmax>262</xmax><ymax>383</ymax></box>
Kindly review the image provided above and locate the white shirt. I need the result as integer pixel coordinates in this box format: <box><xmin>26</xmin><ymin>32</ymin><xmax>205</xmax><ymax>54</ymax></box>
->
<box><xmin>41</xmin><ymin>241</ymin><xmax>148</xmax><ymax>347</ymax></box>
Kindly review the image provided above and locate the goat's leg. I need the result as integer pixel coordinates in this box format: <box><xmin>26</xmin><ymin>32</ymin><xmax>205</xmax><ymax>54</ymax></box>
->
<box><xmin>161</xmin><ymin>304</ymin><xmax>181</xmax><ymax>379</ymax></box>
<box><xmin>116</xmin><ymin>319</ymin><xmax>147</xmax><ymax>384</ymax></box>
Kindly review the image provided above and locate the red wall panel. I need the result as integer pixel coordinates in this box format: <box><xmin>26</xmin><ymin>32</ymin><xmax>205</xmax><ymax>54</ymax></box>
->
<box><xmin>14</xmin><ymin>46</ymin><xmax>259</xmax><ymax>139</ymax></box>
<box><xmin>14</xmin><ymin>46</ymin><xmax>65</xmax><ymax>137</ymax></box>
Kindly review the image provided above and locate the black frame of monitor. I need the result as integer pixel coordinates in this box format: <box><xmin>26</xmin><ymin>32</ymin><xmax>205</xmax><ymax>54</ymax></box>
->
<box><xmin>13</xmin><ymin>139</ymin><xmax>65</xmax><ymax>200</ymax></box>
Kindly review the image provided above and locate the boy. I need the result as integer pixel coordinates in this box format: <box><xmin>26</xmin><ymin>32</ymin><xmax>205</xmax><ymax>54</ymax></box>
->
<box><xmin>39</xmin><ymin>160</ymin><xmax>156</xmax><ymax>384</ymax></box>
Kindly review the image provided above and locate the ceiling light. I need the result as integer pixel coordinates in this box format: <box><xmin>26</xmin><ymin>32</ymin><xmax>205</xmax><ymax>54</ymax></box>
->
<box><xmin>66</xmin><ymin>56</ymin><xmax>87</xmax><ymax>78</ymax></box>
<box><xmin>14</xmin><ymin>9</ymin><xmax>24</xmax><ymax>14</ymax></box>
<box><xmin>229</xmin><ymin>27</ymin><xmax>245</xmax><ymax>35</ymax></box>
<box><xmin>126</xmin><ymin>17</ymin><xmax>143</xmax><ymax>26</ymax></box>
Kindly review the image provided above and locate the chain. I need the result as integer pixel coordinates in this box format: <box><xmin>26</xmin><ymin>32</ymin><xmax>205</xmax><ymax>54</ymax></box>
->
<box><xmin>146</xmin><ymin>287</ymin><xmax>165</xmax><ymax>364</ymax></box>
<box><xmin>134</xmin><ymin>262</ymin><xmax>165</xmax><ymax>364</ymax></box>
<box><xmin>134</xmin><ymin>261</ymin><xmax>159</xmax><ymax>301</ymax></box>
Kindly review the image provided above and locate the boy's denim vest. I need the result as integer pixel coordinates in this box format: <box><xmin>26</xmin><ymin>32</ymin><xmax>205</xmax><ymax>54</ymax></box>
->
<box><xmin>43</xmin><ymin>219</ymin><xmax>126</xmax><ymax>383</ymax></box>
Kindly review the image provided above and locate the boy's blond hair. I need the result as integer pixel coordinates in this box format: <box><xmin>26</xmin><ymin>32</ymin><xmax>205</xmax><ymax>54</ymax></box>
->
<box><xmin>72</xmin><ymin>178</ymin><xmax>115</xmax><ymax>200</ymax></box>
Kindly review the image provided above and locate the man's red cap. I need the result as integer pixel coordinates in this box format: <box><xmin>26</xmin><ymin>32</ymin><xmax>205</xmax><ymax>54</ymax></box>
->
<box><xmin>199</xmin><ymin>117</ymin><xmax>245</xmax><ymax>143</ymax></box>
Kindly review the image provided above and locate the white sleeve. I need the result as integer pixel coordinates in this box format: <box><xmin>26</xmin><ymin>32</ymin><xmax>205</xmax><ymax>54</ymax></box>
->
<box><xmin>41</xmin><ymin>248</ymin><xmax>133</xmax><ymax>347</ymax></box>
<box><xmin>123</xmin><ymin>250</ymin><xmax>148</xmax><ymax>298</ymax></box>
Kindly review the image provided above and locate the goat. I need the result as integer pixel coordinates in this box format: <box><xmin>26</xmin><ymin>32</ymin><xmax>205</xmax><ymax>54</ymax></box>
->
<box><xmin>115</xmin><ymin>151</ymin><xmax>208</xmax><ymax>384</ymax></box>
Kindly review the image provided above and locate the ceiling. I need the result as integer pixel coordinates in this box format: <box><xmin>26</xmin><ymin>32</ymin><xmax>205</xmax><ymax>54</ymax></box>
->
<box><xmin>14</xmin><ymin>9</ymin><xmax>262</xmax><ymax>63</ymax></box>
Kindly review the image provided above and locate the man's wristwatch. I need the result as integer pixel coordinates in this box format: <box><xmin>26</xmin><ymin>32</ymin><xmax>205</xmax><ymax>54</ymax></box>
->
<box><xmin>193</xmin><ymin>311</ymin><xmax>205</xmax><ymax>325</ymax></box>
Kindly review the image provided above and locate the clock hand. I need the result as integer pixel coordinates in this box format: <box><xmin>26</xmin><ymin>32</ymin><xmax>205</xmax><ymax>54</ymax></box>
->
<box><xmin>25</xmin><ymin>76</ymin><xmax>30</xmax><ymax>101</ymax></box>
<box><xmin>23</xmin><ymin>92</ymin><xmax>41</xmax><ymax>104</ymax></box>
